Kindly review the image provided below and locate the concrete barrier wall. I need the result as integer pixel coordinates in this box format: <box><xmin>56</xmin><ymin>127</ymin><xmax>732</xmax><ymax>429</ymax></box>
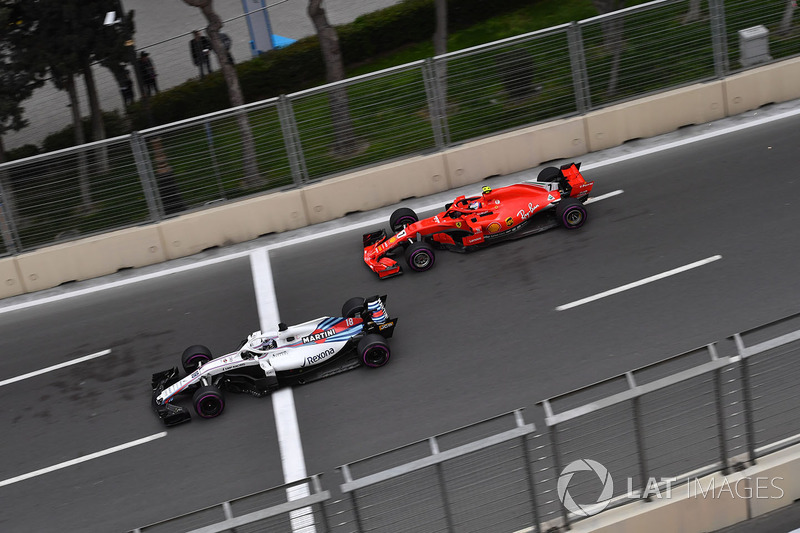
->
<box><xmin>158</xmin><ymin>189</ymin><xmax>308</xmax><ymax>260</ymax></box>
<box><xmin>585</xmin><ymin>81</ymin><xmax>727</xmax><ymax>152</ymax></box>
<box><xmin>0</xmin><ymin>257</ymin><xmax>24</xmax><ymax>300</ymax></box>
<box><xmin>3</xmin><ymin>60</ymin><xmax>799</xmax><ymax>297</ymax></box>
<box><xmin>570</xmin><ymin>471</ymin><xmax>750</xmax><ymax>533</ymax></box>
<box><xmin>300</xmin><ymin>154</ymin><xmax>450</xmax><ymax>225</ymax></box>
<box><xmin>725</xmin><ymin>56</ymin><xmax>800</xmax><ymax>116</ymax></box>
<box><xmin>13</xmin><ymin>226</ymin><xmax>167</xmax><ymax>294</ymax></box>
<box><xmin>571</xmin><ymin>443</ymin><xmax>800</xmax><ymax>533</ymax></box>
<box><xmin>443</xmin><ymin>117</ymin><xmax>587</xmax><ymax>188</ymax></box>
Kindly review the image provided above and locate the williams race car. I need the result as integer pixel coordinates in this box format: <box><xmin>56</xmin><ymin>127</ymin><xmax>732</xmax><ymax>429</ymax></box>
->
<box><xmin>363</xmin><ymin>162</ymin><xmax>594</xmax><ymax>278</ymax></box>
<box><xmin>151</xmin><ymin>295</ymin><xmax>397</xmax><ymax>426</ymax></box>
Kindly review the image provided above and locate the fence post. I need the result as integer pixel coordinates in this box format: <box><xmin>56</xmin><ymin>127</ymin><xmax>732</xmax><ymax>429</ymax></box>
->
<box><xmin>203</xmin><ymin>121</ymin><xmax>226</xmax><ymax>199</ymax></box>
<box><xmin>627</xmin><ymin>372</ymin><xmax>651</xmax><ymax>501</ymax></box>
<box><xmin>277</xmin><ymin>94</ymin><xmax>308</xmax><ymax>186</ymax></box>
<box><xmin>734</xmin><ymin>334</ymin><xmax>758</xmax><ymax>465</ymax></box>
<box><xmin>340</xmin><ymin>465</ymin><xmax>363</xmax><ymax>533</ymax></box>
<box><xmin>567</xmin><ymin>21</ymin><xmax>591</xmax><ymax>114</ymax></box>
<box><xmin>708</xmin><ymin>344</ymin><xmax>732</xmax><ymax>474</ymax></box>
<box><xmin>516</xmin><ymin>410</ymin><xmax>541</xmax><ymax>533</ymax></box>
<box><xmin>422</xmin><ymin>58</ymin><xmax>450</xmax><ymax>150</ymax></box>
<box><xmin>0</xmin><ymin>180</ymin><xmax>20</xmax><ymax>254</ymax></box>
<box><xmin>130</xmin><ymin>132</ymin><xmax>162</xmax><ymax>222</ymax></box>
<box><xmin>543</xmin><ymin>400</ymin><xmax>571</xmax><ymax>530</ymax></box>
<box><xmin>429</xmin><ymin>436</ymin><xmax>457</xmax><ymax>532</ymax></box>
<box><xmin>708</xmin><ymin>0</ymin><xmax>730</xmax><ymax>77</ymax></box>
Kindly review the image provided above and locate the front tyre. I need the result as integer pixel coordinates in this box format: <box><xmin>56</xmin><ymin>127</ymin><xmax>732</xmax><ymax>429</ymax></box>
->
<box><xmin>390</xmin><ymin>207</ymin><xmax>419</xmax><ymax>232</ymax></box>
<box><xmin>358</xmin><ymin>333</ymin><xmax>390</xmax><ymax>368</ymax></box>
<box><xmin>556</xmin><ymin>198</ymin><xmax>587</xmax><ymax>229</ymax></box>
<box><xmin>342</xmin><ymin>297</ymin><xmax>365</xmax><ymax>319</ymax></box>
<box><xmin>405</xmin><ymin>241</ymin><xmax>435</xmax><ymax>272</ymax></box>
<box><xmin>182</xmin><ymin>345</ymin><xmax>213</xmax><ymax>373</ymax></box>
<box><xmin>192</xmin><ymin>384</ymin><xmax>225</xmax><ymax>419</ymax></box>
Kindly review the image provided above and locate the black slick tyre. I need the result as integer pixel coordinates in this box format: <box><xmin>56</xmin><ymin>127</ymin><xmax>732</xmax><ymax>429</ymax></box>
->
<box><xmin>342</xmin><ymin>297</ymin><xmax>365</xmax><ymax>319</ymax></box>
<box><xmin>556</xmin><ymin>197</ymin><xmax>587</xmax><ymax>229</ymax></box>
<box><xmin>390</xmin><ymin>207</ymin><xmax>419</xmax><ymax>232</ymax></box>
<box><xmin>358</xmin><ymin>333</ymin><xmax>390</xmax><ymax>368</ymax></box>
<box><xmin>181</xmin><ymin>345</ymin><xmax>213</xmax><ymax>373</ymax></box>
<box><xmin>405</xmin><ymin>241</ymin><xmax>435</xmax><ymax>272</ymax></box>
<box><xmin>192</xmin><ymin>384</ymin><xmax>225</xmax><ymax>419</ymax></box>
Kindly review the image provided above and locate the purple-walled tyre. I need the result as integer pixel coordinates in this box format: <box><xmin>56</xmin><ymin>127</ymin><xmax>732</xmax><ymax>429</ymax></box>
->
<box><xmin>556</xmin><ymin>198</ymin><xmax>587</xmax><ymax>229</ymax></box>
<box><xmin>404</xmin><ymin>241</ymin><xmax>435</xmax><ymax>272</ymax></box>
<box><xmin>181</xmin><ymin>344</ymin><xmax>213</xmax><ymax>373</ymax></box>
<box><xmin>390</xmin><ymin>207</ymin><xmax>419</xmax><ymax>232</ymax></box>
<box><xmin>358</xmin><ymin>334</ymin><xmax>390</xmax><ymax>368</ymax></box>
<box><xmin>192</xmin><ymin>385</ymin><xmax>225</xmax><ymax>419</ymax></box>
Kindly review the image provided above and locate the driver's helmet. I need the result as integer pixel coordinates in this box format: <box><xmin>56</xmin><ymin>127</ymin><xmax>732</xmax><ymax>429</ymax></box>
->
<box><xmin>246</xmin><ymin>331</ymin><xmax>277</xmax><ymax>353</ymax></box>
<box><xmin>469</xmin><ymin>200</ymin><xmax>482</xmax><ymax>210</ymax></box>
<box><xmin>482</xmin><ymin>185</ymin><xmax>492</xmax><ymax>195</ymax></box>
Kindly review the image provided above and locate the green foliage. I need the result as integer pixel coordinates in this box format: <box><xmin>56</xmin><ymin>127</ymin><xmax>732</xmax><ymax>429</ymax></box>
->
<box><xmin>42</xmin><ymin>110</ymin><xmax>131</xmax><ymax>151</ymax></box>
<box><xmin>5</xmin><ymin>143</ymin><xmax>39</xmax><ymax>161</ymax></box>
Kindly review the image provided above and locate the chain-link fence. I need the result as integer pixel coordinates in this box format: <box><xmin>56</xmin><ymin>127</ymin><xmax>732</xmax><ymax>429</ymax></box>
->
<box><xmin>3</xmin><ymin>0</ymin><xmax>799</xmax><ymax>256</ymax></box>
<box><xmin>130</xmin><ymin>310</ymin><xmax>800</xmax><ymax>533</ymax></box>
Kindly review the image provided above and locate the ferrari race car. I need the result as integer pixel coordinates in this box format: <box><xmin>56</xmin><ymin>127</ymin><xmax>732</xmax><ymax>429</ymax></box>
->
<box><xmin>363</xmin><ymin>162</ymin><xmax>594</xmax><ymax>278</ymax></box>
<box><xmin>151</xmin><ymin>295</ymin><xmax>397</xmax><ymax>426</ymax></box>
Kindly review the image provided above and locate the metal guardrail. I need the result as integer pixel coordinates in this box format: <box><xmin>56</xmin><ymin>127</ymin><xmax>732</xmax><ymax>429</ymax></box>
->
<box><xmin>131</xmin><ymin>310</ymin><xmax>800</xmax><ymax>533</ymax></box>
<box><xmin>2</xmin><ymin>0</ymin><xmax>798</xmax><ymax>256</ymax></box>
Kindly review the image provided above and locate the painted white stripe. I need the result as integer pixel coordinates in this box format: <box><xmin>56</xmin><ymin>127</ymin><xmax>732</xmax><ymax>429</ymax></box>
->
<box><xmin>0</xmin><ymin>432</ymin><xmax>167</xmax><ymax>488</ymax></box>
<box><xmin>249</xmin><ymin>248</ymin><xmax>315</xmax><ymax>533</ymax></box>
<box><xmin>0</xmin><ymin>349</ymin><xmax>112</xmax><ymax>387</ymax></box>
<box><xmin>556</xmin><ymin>255</ymin><xmax>722</xmax><ymax>311</ymax></box>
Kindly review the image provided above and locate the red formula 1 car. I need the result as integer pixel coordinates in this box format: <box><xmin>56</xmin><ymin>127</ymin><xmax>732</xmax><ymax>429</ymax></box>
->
<box><xmin>363</xmin><ymin>162</ymin><xmax>593</xmax><ymax>278</ymax></box>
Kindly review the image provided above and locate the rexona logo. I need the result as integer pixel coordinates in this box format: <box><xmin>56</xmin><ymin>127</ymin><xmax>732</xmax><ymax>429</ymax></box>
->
<box><xmin>557</xmin><ymin>459</ymin><xmax>614</xmax><ymax>517</ymax></box>
<box><xmin>301</xmin><ymin>328</ymin><xmax>336</xmax><ymax>344</ymax></box>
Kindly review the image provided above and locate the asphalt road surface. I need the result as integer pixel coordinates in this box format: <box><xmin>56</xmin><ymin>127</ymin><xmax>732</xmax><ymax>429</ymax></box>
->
<box><xmin>1</xmin><ymin>101</ymin><xmax>800</xmax><ymax>532</ymax></box>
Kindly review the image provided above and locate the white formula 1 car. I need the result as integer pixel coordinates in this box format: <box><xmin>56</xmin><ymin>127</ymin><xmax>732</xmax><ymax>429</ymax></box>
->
<box><xmin>151</xmin><ymin>295</ymin><xmax>397</xmax><ymax>426</ymax></box>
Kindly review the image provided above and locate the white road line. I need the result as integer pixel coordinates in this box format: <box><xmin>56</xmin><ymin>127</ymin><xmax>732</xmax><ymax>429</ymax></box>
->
<box><xmin>556</xmin><ymin>255</ymin><xmax>722</xmax><ymax>311</ymax></box>
<box><xmin>0</xmin><ymin>432</ymin><xmax>167</xmax><ymax>489</ymax></box>
<box><xmin>250</xmin><ymin>248</ymin><xmax>315</xmax><ymax>533</ymax></box>
<box><xmin>0</xmin><ymin>349</ymin><xmax>112</xmax><ymax>387</ymax></box>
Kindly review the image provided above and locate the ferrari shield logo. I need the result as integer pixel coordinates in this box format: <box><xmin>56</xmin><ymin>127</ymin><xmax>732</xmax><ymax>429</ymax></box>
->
<box><xmin>456</xmin><ymin>221</ymin><xmax>462</xmax><ymax>228</ymax></box>
<box><xmin>505</xmin><ymin>217</ymin><xmax>513</xmax><ymax>227</ymax></box>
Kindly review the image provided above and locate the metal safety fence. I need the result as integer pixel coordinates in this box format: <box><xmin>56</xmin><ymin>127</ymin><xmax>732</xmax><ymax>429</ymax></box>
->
<box><xmin>2</xmin><ymin>0</ymin><xmax>799</xmax><ymax>257</ymax></box>
<box><xmin>131</xmin><ymin>310</ymin><xmax>800</xmax><ymax>533</ymax></box>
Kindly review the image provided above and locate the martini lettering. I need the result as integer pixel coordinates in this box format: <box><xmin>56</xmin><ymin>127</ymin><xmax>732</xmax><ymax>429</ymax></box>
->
<box><xmin>301</xmin><ymin>328</ymin><xmax>336</xmax><ymax>344</ymax></box>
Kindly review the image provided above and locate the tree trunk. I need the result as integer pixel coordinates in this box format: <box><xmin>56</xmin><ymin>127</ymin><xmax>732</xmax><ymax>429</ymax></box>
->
<box><xmin>182</xmin><ymin>0</ymin><xmax>262</xmax><ymax>188</ymax></box>
<box><xmin>433</xmin><ymin>0</ymin><xmax>448</xmax><ymax>98</ymax></box>
<box><xmin>308</xmin><ymin>0</ymin><xmax>357</xmax><ymax>156</ymax></box>
<box><xmin>64</xmin><ymin>74</ymin><xmax>92</xmax><ymax>210</ymax></box>
<box><xmin>780</xmin><ymin>0</ymin><xmax>796</xmax><ymax>33</ymax></box>
<box><xmin>592</xmin><ymin>1</ymin><xmax>626</xmax><ymax>98</ymax></box>
<box><xmin>683</xmin><ymin>0</ymin><xmax>703</xmax><ymax>24</ymax></box>
<box><xmin>82</xmin><ymin>58</ymin><xmax>109</xmax><ymax>174</ymax></box>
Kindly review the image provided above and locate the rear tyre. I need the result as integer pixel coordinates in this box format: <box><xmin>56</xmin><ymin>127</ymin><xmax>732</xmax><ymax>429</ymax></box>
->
<box><xmin>538</xmin><ymin>167</ymin><xmax>561</xmax><ymax>182</ymax></box>
<box><xmin>342</xmin><ymin>297</ymin><xmax>365</xmax><ymax>319</ymax></box>
<box><xmin>358</xmin><ymin>333</ymin><xmax>390</xmax><ymax>368</ymax></box>
<box><xmin>192</xmin><ymin>385</ymin><xmax>225</xmax><ymax>419</ymax></box>
<box><xmin>405</xmin><ymin>241</ymin><xmax>435</xmax><ymax>272</ymax></box>
<box><xmin>181</xmin><ymin>345</ymin><xmax>213</xmax><ymax>373</ymax></box>
<box><xmin>390</xmin><ymin>207</ymin><xmax>419</xmax><ymax>232</ymax></box>
<box><xmin>556</xmin><ymin>198</ymin><xmax>587</xmax><ymax>229</ymax></box>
